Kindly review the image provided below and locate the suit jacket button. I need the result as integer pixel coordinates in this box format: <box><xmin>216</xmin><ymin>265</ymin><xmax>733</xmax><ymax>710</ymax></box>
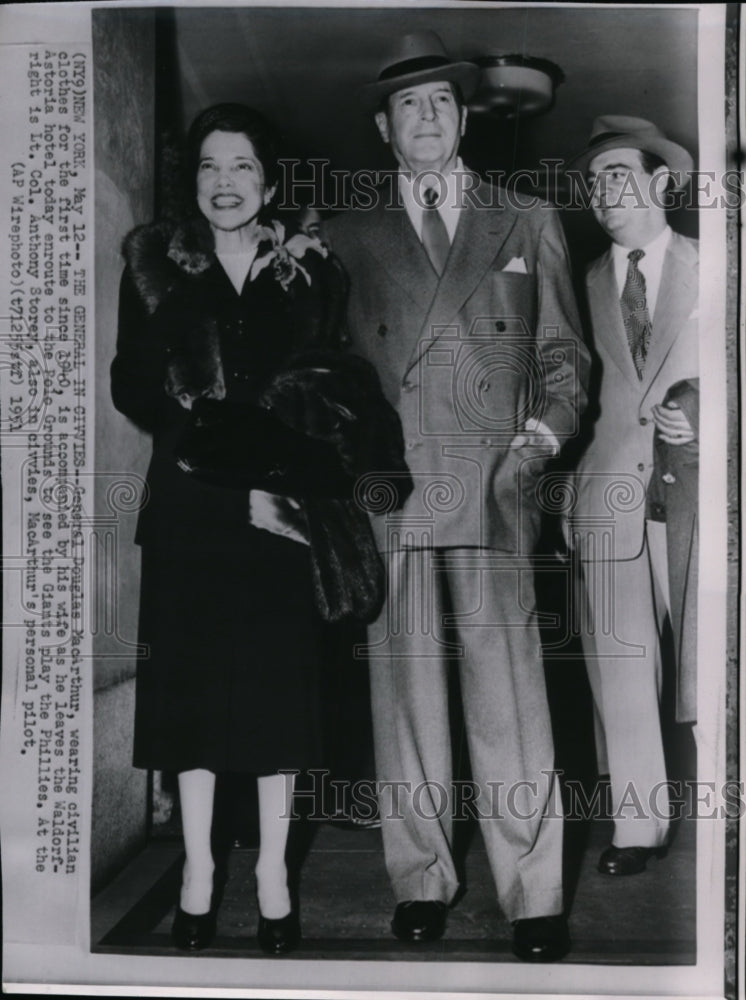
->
<box><xmin>377</xmin><ymin>323</ymin><xmax>388</xmax><ymax>338</ymax></box>
<box><xmin>662</xmin><ymin>472</ymin><xmax>676</xmax><ymax>484</ymax></box>
<box><xmin>639</xmin><ymin>416</ymin><xmax>648</xmax><ymax>426</ymax></box>
<box><xmin>495</xmin><ymin>320</ymin><xmax>506</xmax><ymax>332</ymax></box>
<box><xmin>402</xmin><ymin>379</ymin><xmax>415</xmax><ymax>392</ymax></box>
<box><xmin>637</xmin><ymin>462</ymin><xmax>645</xmax><ymax>472</ymax></box>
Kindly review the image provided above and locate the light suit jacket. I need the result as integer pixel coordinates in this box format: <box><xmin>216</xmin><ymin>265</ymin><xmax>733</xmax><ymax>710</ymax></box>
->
<box><xmin>327</xmin><ymin>175</ymin><xmax>589</xmax><ymax>553</ymax></box>
<box><xmin>572</xmin><ymin>231</ymin><xmax>699</xmax><ymax>562</ymax></box>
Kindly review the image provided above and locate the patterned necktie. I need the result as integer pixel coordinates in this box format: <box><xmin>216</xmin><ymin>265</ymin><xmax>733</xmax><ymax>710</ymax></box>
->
<box><xmin>421</xmin><ymin>187</ymin><xmax>451</xmax><ymax>276</ymax></box>
<box><xmin>620</xmin><ymin>248</ymin><xmax>652</xmax><ymax>379</ymax></box>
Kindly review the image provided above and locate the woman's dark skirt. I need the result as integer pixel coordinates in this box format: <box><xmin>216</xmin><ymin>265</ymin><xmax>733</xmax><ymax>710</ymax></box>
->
<box><xmin>133</xmin><ymin>528</ymin><xmax>323</xmax><ymax>775</ymax></box>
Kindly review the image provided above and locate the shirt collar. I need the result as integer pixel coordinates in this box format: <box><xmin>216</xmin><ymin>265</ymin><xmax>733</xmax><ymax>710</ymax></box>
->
<box><xmin>611</xmin><ymin>224</ymin><xmax>672</xmax><ymax>268</ymax></box>
<box><xmin>398</xmin><ymin>158</ymin><xmax>467</xmax><ymax>211</ymax></box>
<box><xmin>611</xmin><ymin>224</ymin><xmax>672</xmax><ymax>316</ymax></box>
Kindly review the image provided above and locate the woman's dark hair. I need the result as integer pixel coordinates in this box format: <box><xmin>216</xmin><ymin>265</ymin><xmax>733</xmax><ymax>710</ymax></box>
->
<box><xmin>185</xmin><ymin>103</ymin><xmax>281</xmax><ymax>199</ymax></box>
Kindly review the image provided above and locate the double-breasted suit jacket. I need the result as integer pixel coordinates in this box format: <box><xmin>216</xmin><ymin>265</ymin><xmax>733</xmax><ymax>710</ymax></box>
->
<box><xmin>572</xmin><ymin>232</ymin><xmax>699</xmax><ymax>561</ymax></box>
<box><xmin>328</xmin><ymin>176</ymin><xmax>589</xmax><ymax>554</ymax></box>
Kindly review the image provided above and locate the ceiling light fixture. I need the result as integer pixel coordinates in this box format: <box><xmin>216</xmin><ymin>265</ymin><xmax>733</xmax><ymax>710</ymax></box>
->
<box><xmin>468</xmin><ymin>55</ymin><xmax>565</xmax><ymax>117</ymax></box>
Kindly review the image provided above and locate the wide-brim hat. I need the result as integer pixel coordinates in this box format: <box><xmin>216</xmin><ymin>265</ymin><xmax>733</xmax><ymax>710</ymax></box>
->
<box><xmin>361</xmin><ymin>30</ymin><xmax>480</xmax><ymax>112</ymax></box>
<box><xmin>568</xmin><ymin>115</ymin><xmax>693</xmax><ymax>188</ymax></box>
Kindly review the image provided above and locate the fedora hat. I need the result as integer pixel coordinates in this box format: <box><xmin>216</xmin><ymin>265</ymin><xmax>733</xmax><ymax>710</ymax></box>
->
<box><xmin>361</xmin><ymin>31</ymin><xmax>480</xmax><ymax>112</ymax></box>
<box><xmin>569</xmin><ymin>116</ymin><xmax>693</xmax><ymax>187</ymax></box>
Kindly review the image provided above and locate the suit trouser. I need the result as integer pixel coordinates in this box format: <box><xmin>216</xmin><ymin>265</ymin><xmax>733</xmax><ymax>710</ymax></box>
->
<box><xmin>579</xmin><ymin>523</ymin><xmax>670</xmax><ymax>848</ymax></box>
<box><xmin>364</xmin><ymin>548</ymin><xmax>564</xmax><ymax>923</ymax></box>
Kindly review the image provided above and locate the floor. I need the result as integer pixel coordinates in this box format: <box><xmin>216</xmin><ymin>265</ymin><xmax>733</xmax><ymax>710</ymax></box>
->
<box><xmin>92</xmin><ymin>807</ymin><xmax>695</xmax><ymax>964</ymax></box>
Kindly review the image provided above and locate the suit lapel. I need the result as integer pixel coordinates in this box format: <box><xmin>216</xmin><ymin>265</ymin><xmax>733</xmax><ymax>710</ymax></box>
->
<box><xmin>356</xmin><ymin>182</ymin><xmax>438</xmax><ymax>315</ymax></box>
<box><xmin>587</xmin><ymin>250</ymin><xmax>641</xmax><ymax>387</ymax></box>
<box><xmin>405</xmin><ymin>180</ymin><xmax>517</xmax><ymax>373</ymax></box>
<box><xmin>643</xmin><ymin>233</ymin><xmax>698</xmax><ymax>392</ymax></box>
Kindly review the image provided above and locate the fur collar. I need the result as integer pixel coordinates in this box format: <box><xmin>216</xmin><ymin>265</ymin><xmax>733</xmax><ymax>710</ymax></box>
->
<box><xmin>122</xmin><ymin>216</ymin><xmax>215</xmax><ymax>315</ymax></box>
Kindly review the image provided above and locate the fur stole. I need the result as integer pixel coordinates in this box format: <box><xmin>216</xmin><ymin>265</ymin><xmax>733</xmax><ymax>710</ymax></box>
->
<box><xmin>122</xmin><ymin>216</ymin><xmax>349</xmax><ymax>407</ymax></box>
<box><xmin>122</xmin><ymin>215</ymin><xmax>215</xmax><ymax>315</ymax></box>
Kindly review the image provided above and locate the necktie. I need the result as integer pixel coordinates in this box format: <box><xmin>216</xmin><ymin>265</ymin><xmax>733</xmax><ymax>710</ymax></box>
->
<box><xmin>421</xmin><ymin>187</ymin><xmax>450</xmax><ymax>276</ymax></box>
<box><xmin>620</xmin><ymin>249</ymin><xmax>652</xmax><ymax>379</ymax></box>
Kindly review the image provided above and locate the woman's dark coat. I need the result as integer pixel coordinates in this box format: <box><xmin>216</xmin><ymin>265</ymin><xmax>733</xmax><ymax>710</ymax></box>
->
<box><xmin>112</xmin><ymin>215</ymin><xmax>410</xmax><ymax>771</ymax></box>
<box><xmin>113</xmin><ymin>216</ymin><xmax>411</xmax><ymax>622</ymax></box>
<box><xmin>112</xmin><ymin>216</ymin><xmax>348</xmax><ymax>548</ymax></box>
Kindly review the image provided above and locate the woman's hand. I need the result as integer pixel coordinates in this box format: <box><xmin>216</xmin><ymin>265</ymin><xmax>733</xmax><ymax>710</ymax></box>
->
<box><xmin>249</xmin><ymin>490</ymin><xmax>309</xmax><ymax>545</ymax></box>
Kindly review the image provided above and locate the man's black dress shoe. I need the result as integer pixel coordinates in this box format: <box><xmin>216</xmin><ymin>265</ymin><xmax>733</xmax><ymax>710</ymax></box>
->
<box><xmin>391</xmin><ymin>900</ymin><xmax>447</xmax><ymax>942</ymax></box>
<box><xmin>172</xmin><ymin>906</ymin><xmax>216</xmax><ymax>951</ymax></box>
<box><xmin>512</xmin><ymin>915</ymin><xmax>571</xmax><ymax>962</ymax></box>
<box><xmin>598</xmin><ymin>844</ymin><xmax>667</xmax><ymax>876</ymax></box>
<box><xmin>257</xmin><ymin>910</ymin><xmax>301</xmax><ymax>955</ymax></box>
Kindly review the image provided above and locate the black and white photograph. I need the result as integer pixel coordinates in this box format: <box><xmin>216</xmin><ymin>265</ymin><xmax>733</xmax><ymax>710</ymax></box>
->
<box><xmin>0</xmin><ymin>2</ymin><xmax>740</xmax><ymax>997</ymax></box>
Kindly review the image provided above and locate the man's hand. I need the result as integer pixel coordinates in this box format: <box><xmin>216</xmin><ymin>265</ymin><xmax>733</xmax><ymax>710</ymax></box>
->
<box><xmin>249</xmin><ymin>490</ymin><xmax>309</xmax><ymax>545</ymax></box>
<box><xmin>651</xmin><ymin>401</ymin><xmax>696</xmax><ymax>445</ymax></box>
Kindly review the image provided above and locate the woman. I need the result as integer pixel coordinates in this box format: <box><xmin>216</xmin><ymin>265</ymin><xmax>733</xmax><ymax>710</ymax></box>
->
<box><xmin>111</xmin><ymin>104</ymin><xmax>346</xmax><ymax>954</ymax></box>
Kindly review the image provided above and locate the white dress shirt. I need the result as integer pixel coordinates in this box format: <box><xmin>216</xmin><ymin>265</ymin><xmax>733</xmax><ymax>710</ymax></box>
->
<box><xmin>398</xmin><ymin>158</ymin><xmax>467</xmax><ymax>243</ymax></box>
<box><xmin>612</xmin><ymin>224</ymin><xmax>672</xmax><ymax>321</ymax></box>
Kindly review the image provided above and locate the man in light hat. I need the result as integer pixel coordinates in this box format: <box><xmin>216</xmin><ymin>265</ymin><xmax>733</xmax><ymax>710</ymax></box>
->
<box><xmin>569</xmin><ymin>116</ymin><xmax>698</xmax><ymax>875</ymax></box>
<box><xmin>326</xmin><ymin>31</ymin><xmax>589</xmax><ymax>960</ymax></box>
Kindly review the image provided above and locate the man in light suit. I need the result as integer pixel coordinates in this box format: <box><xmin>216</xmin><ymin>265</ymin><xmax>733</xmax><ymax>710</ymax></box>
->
<box><xmin>327</xmin><ymin>31</ymin><xmax>589</xmax><ymax>960</ymax></box>
<box><xmin>569</xmin><ymin>117</ymin><xmax>698</xmax><ymax>875</ymax></box>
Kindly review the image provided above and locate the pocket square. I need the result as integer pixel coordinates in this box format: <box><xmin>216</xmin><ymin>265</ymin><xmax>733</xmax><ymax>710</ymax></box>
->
<box><xmin>502</xmin><ymin>256</ymin><xmax>528</xmax><ymax>274</ymax></box>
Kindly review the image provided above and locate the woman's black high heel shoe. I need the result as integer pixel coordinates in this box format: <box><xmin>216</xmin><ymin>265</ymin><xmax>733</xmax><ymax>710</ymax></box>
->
<box><xmin>256</xmin><ymin>909</ymin><xmax>301</xmax><ymax>955</ymax></box>
<box><xmin>172</xmin><ymin>905</ymin><xmax>217</xmax><ymax>951</ymax></box>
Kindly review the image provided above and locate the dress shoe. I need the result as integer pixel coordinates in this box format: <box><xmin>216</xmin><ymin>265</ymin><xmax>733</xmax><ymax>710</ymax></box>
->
<box><xmin>598</xmin><ymin>844</ymin><xmax>667</xmax><ymax>876</ymax></box>
<box><xmin>171</xmin><ymin>905</ymin><xmax>216</xmax><ymax>951</ymax></box>
<box><xmin>391</xmin><ymin>900</ymin><xmax>447</xmax><ymax>942</ymax></box>
<box><xmin>512</xmin><ymin>915</ymin><xmax>570</xmax><ymax>962</ymax></box>
<box><xmin>257</xmin><ymin>909</ymin><xmax>301</xmax><ymax>955</ymax></box>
